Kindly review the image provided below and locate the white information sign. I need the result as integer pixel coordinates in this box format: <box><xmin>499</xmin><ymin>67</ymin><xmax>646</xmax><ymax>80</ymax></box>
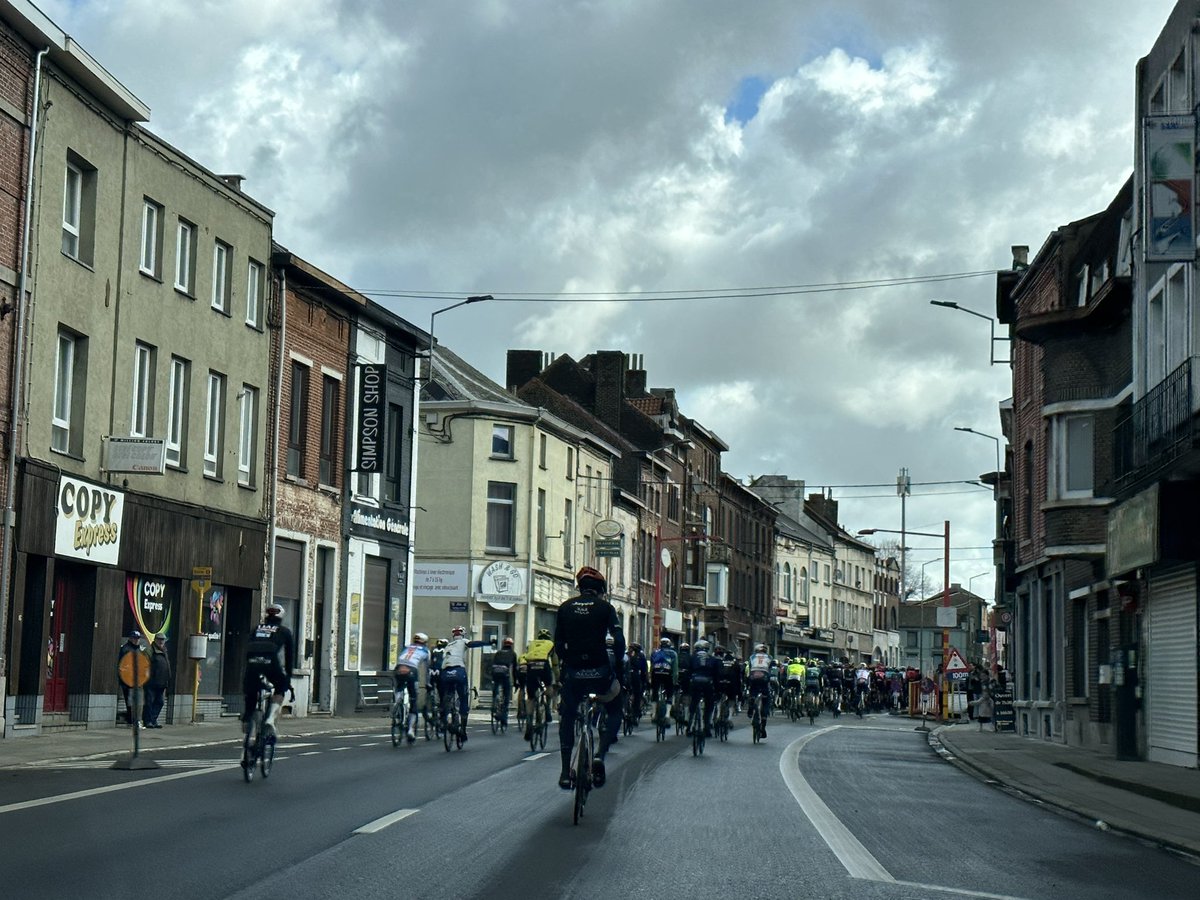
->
<box><xmin>54</xmin><ymin>474</ymin><xmax>124</xmax><ymax>566</ymax></box>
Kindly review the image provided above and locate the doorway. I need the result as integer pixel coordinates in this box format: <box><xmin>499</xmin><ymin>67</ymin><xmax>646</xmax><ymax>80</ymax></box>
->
<box><xmin>44</xmin><ymin>577</ymin><xmax>73</xmax><ymax>713</ymax></box>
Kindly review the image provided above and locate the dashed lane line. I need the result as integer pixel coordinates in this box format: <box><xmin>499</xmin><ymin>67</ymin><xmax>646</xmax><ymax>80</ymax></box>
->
<box><xmin>0</xmin><ymin>764</ymin><xmax>233</xmax><ymax>814</ymax></box>
<box><xmin>353</xmin><ymin>808</ymin><xmax>419</xmax><ymax>834</ymax></box>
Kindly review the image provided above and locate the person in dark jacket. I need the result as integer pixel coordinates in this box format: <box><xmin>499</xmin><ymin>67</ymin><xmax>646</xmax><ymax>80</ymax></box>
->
<box><xmin>143</xmin><ymin>633</ymin><xmax>172</xmax><ymax>728</ymax></box>
<box><xmin>117</xmin><ymin>630</ymin><xmax>145</xmax><ymax>726</ymax></box>
<box><xmin>490</xmin><ymin>637</ymin><xmax>518</xmax><ymax>727</ymax></box>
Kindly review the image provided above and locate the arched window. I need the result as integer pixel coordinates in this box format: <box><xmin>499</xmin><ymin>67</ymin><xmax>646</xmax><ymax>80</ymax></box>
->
<box><xmin>774</xmin><ymin>562</ymin><xmax>781</xmax><ymax>597</ymax></box>
<box><xmin>783</xmin><ymin>563</ymin><xmax>792</xmax><ymax>600</ymax></box>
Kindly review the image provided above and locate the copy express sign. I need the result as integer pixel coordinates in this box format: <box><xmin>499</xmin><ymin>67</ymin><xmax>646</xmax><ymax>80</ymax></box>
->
<box><xmin>55</xmin><ymin>474</ymin><xmax>124</xmax><ymax>565</ymax></box>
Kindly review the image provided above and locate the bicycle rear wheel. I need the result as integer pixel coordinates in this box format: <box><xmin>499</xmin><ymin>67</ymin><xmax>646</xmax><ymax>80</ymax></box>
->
<box><xmin>242</xmin><ymin>711</ymin><xmax>261</xmax><ymax>782</ymax></box>
<box><xmin>391</xmin><ymin>700</ymin><xmax>404</xmax><ymax>748</ymax></box>
<box><xmin>491</xmin><ymin>697</ymin><xmax>500</xmax><ymax>735</ymax></box>
<box><xmin>572</xmin><ymin>723</ymin><xmax>589</xmax><ymax>825</ymax></box>
<box><xmin>443</xmin><ymin>704</ymin><xmax>454</xmax><ymax>752</ymax></box>
<box><xmin>260</xmin><ymin>734</ymin><xmax>275</xmax><ymax>778</ymax></box>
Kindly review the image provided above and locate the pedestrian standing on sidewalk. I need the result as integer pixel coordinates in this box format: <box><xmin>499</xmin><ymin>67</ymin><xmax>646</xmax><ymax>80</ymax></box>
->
<box><xmin>966</xmin><ymin>664</ymin><xmax>983</xmax><ymax>720</ymax></box>
<box><xmin>143</xmin><ymin>634</ymin><xmax>172</xmax><ymax>728</ymax></box>
<box><xmin>117</xmin><ymin>631</ymin><xmax>145</xmax><ymax>726</ymax></box>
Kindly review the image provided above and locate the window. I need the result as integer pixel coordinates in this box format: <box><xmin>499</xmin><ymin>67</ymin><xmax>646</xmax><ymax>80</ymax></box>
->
<box><xmin>139</xmin><ymin>199</ymin><xmax>163</xmax><ymax>277</ymax></box>
<box><xmin>174</xmin><ymin>219</ymin><xmax>195</xmax><ymax>293</ymax></box>
<box><xmin>385</xmin><ymin>403</ymin><xmax>404</xmax><ymax>501</ymax></box>
<box><xmin>539</xmin><ymin>433</ymin><xmax>547</xmax><ymax>468</ymax></box>
<box><xmin>1169</xmin><ymin>49</ymin><xmax>1188</xmax><ymax>111</ymax></box>
<box><xmin>537</xmin><ymin>488</ymin><xmax>547</xmax><ymax>560</ymax></box>
<box><xmin>492</xmin><ymin>424</ymin><xmax>514</xmax><ymax>459</ymax></box>
<box><xmin>566</xmin><ymin>447</ymin><xmax>574</xmax><ymax>479</ymax></box>
<box><xmin>486</xmin><ymin>481</ymin><xmax>517</xmax><ymax>552</ymax></box>
<box><xmin>563</xmin><ymin>498</ymin><xmax>573</xmax><ymax>567</ymax></box>
<box><xmin>286</xmin><ymin>362</ymin><xmax>310</xmax><ymax>478</ymax></box>
<box><xmin>238</xmin><ymin>385</ymin><xmax>258</xmax><ymax>486</ymax></box>
<box><xmin>1147</xmin><ymin>265</ymin><xmax>1189</xmax><ymax>387</ymax></box>
<box><xmin>1023</xmin><ymin>440</ymin><xmax>1034</xmax><ymax>536</ymax></box>
<box><xmin>1051</xmin><ymin>414</ymin><xmax>1094</xmax><ymax>498</ymax></box>
<box><xmin>1071</xmin><ymin>597</ymin><xmax>1088</xmax><ymax>698</ymax></box>
<box><xmin>204</xmin><ymin>372</ymin><xmax>226</xmax><ymax>477</ymax></box>
<box><xmin>211</xmin><ymin>240</ymin><xmax>231</xmax><ymax>312</ymax></box>
<box><xmin>62</xmin><ymin>156</ymin><xmax>96</xmax><ymax>264</ymax></box>
<box><xmin>246</xmin><ymin>259</ymin><xmax>263</xmax><ymax>328</ymax></box>
<box><xmin>166</xmin><ymin>356</ymin><xmax>189</xmax><ymax>468</ymax></box>
<box><xmin>52</xmin><ymin>329</ymin><xmax>86</xmax><ymax>455</ymax></box>
<box><xmin>584</xmin><ymin>465</ymin><xmax>592</xmax><ymax>509</ymax></box>
<box><xmin>131</xmin><ymin>341</ymin><xmax>156</xmax><ymax>437</ymax></box>
<box><xmin>319</xmin><ymin>375</ymin><xmax>339</xmax><ymax>486</ymax></box>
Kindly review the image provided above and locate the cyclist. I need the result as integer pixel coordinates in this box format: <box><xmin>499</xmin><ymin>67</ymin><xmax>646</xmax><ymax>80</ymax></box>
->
<box><xmin>555</xmin><ymin>566</ymin><xmax>624</xmax><ymax>791</ymax></box>
<box><xmin>624</xmin><ymin>642</ymin><xmax>648</xmax><ymax>720</ymax></box>
<box><xmin>785</xmin><ymin>656</ymin><xmax>806</xmax><ymax>710</ymax></box>
<box><xmin>804</xmin><ymin>657</ymin><xmax>824</xmax><ymax>709</ymax></box>
<box><xmin>676</xmin><ymin>641</ymin><xmax>693</xmax><ymax>719</ymax></box>
<box><xmin>688</xmin><ymin>639</ymin><xmax>718</xmax><ymax>737</ymax></box>
<box><xmin>715</xmin><ymin>645</ymin><xmax>742</xmax><ymax>719</ymax></box>
<box><xmin>440</xmin><ymin>625</ymin><xmax>492</xmax><ymax>742</ymax></box>
<box><xmin>649</xmin><ymin>637</ymin><xmax>678</xmax><ymax>707</ymax></box>
<box><xmin>393</xmin><ymin>632</ymin><xmax>430</xmax><ymax>742</ymax></box>
<box><xmin>744</xmin><ymin>643</ymin><xmax>772</xmax><ymax>737</ymax></box>
<box><xmin>490</xmin><ymin>637</ymin><xmax>518</xmax><ymax>727</ymax></box>
<box><xmin>514</xmin><ymin>651</ymin><xmax>529</xmax><ymax>721</ymax></box>
<box><xmin>242</xmin><ymin>602</ymin><xmax>295</xmax><ymax>739</ymax></box>
<box><xmin>524</xmin><ymin>628</ymin><xmax>558</xmax><ymax>739</ymax></box>
<box><xmin>854</xmin><ymin>662</ymin><xmax>871</xmax><ymax>708</ymax></box>
<box><xmin>825</xmin><ymin>662</ymin><xmax>844</xmax><ymax>710</ymax></box>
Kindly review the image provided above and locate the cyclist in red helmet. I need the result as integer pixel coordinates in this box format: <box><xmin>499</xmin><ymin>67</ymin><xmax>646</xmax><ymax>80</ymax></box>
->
<box><xmin>554</xmin><ymin>565</ymin><xmax>624</xmax><ymax>790</ymax></box>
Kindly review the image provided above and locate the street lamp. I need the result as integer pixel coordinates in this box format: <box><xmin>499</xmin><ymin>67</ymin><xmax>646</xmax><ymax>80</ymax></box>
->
<box><xmin>968</xmin><ymin>571</ymin><xmax>990</xmax><ymax>596</ymax></box>
<box><xmin>918</xmin><ymin>557</ymin><xmax>943</xmax><ymax>598</ymax></box>
<box><xmin>860</xmin><ymin>521</ymin><xmax>951</xmax><ymax>718</ymax></box>
<box><xmin>954</xmin><ymin>426</ymin><xmax>1001</xmax><ymax>475</ymax></box>
<box><xmin>427</xmin><ymin>295</ymin><xmax>492</xmax><ymax>390</ymax></box>
<box><xmin>930</xmin><ymin>300</ymin><xmax>1010</xmax><ymax>365</ymax></box>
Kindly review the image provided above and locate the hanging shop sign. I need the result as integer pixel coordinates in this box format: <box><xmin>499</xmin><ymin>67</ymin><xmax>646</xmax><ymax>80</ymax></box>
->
<box><xmin>353</xmin><ymin>364</ymin><xmax>385</xmax><ymax>472</ymax></box>
<box><xmin>55</xmin><ymin>474</ymin><xmax>124</xmax><ymax>566</ymax></box>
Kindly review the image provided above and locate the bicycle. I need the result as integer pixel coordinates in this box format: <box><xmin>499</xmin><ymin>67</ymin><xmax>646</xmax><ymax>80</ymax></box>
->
<box><xmin>241</xmin><ymin>677</ymin><xmax>276</xmax><ymax>782</ymax></box>
<box><xmin>749</xmin><ymin>692</ymin><xmax>766</xmax><ymax>744</ymax></box>
<box><xmin>621</xmin><ymin>689</ymin><xmax>639</xmax><ymax>736</ymax></box>
<box><xmin>515</xmin><ymin>685</ymin><xmax>528</xmax><ymax>731</ymax></box>
<box><xmin>855</xmin><ymin>686</ymin><xmax>867</xmax><ymax>718</ymax></box>
<box><xmin>804</xmin><ymin>688</ymin><xmax>821</xmax><ymax>726</ymax></box>
<box><xmin>715</xmin><ymin>695</ymin><xmax>731</xmax><ymax>742</ymax></box>
<box><xmin>422</xmin><ymin>685</ymin><xmax>443</xmax><ymax>741</ymax></box>
<box><xmin>672</xmin><ymin>694</ymin><xmax>688</xmax><ymax>736</ymax></box>
<box><xmin>526</xmin><ymin>681</ymin><xmax>549</xmax><ymax>752</ymax></box>
<box><xmin>441</xmin><ymin>688</ymin><xmax>465</xmax><ymax>751</ymax></box>
<box><xmin>390</xmin><ymin>688</ymin><xmax>413</xmax><ymax>748</ymax></box>
<box><xmin>689</xmin><ymin>697</ymin><xmax>706</xmax><ymax>756</ymax></box>
<box><xmin>491</xmin><ymin>681</ymin><xmax>510</xmax><ymax>736</ymax></box>
<box><xmin>569</xmin><ymin>692</ymin><xmax>601</xmax><ymax>825</ymax></box>
<box><xmin>786</xmin><ymin>685</ymin><xmax>803</xmax><ymax>722</ymax></box>
<box><xmin>652</xmin><ymin>687</ymin><xmax>670</xmax><ymax>742</ymax></box>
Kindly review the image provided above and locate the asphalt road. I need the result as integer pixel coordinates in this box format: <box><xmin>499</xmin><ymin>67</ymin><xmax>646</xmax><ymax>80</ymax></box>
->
<box><xmin>1</xmin><ymin>713</ymin><xmax>1196</xmax><ymax>900</ymax></box>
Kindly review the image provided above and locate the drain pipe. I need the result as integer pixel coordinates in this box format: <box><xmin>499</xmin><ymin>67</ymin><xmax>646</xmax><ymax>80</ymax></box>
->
<box><xmin>0</xmin><ymin>46</ymin><xmax>50</xmax><ymax>724</ymax></box>
<box><xmin>266</xmin><ymin>267</ymin><xmax>286</xmax><ymax>610</ymax></box>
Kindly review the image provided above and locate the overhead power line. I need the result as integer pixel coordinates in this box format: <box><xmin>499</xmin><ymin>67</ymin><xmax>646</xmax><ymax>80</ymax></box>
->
<box><xmin>359</xmin><ymin>269</ymin><xmax>995</xmax><ymax>303</ymax></box>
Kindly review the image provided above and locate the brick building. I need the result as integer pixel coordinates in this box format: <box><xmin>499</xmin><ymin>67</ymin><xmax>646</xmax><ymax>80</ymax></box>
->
<box><xmin>997</xmin><ymin>180</ymin><xmax>1133</xmax><ymax>749</ymax></box>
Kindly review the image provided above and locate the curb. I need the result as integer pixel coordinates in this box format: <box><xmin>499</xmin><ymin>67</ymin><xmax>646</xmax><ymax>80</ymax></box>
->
<box><xmin>927</xmin><ymin>726</ymin><xmax>1200</xmax><ymax>862</ymax></box>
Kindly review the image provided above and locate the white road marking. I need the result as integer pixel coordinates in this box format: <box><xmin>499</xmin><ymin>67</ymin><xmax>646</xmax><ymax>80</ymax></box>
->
<box><xmin>892</xmin><ymin>881</ymin><xmax>1031</xmax><ymax>900</ymax></box>
<box><xmin>780</xmin><ymin>729</ymin><xmax>1034</xmax><ymax>900</ymax></box>
<box><xmin>779</xmin><ymin>728</ymin><xmax>894</xmax><ymax>882</ymax></box>
<box><xmin>523</xmin><ymin>752</ymin><xmax>551</xmax><ymax>761</ymax></box>
<box><xmin>329</xmin><ymin>746</ymin><xmax>353</xmax><ymax>752</ymax></box>
<box><xmin>353</xmin><ymin>808</ymin><xmax>419</xmax><ymax>834</ymax></box>
<box><xmin>0</xmin><ymin>764</ymin><xmax>233</xmax><ymax>815</ymax></box>
<box><xmin>299</xmin><ymin>751</ymin><xmax>322</xmax><ymax>757</ymax></box>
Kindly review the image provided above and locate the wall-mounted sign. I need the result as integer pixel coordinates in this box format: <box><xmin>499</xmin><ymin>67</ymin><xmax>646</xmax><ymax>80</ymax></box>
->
<box><xmin>594</xmin><ymin>519</ymin><xmax>622</xmax><ymax>538</ymax></box>
<box><xmin>809</xmin><ymin>628</ymin><xmax>835</xmax><ymax>643</ymax></box>
<box><xmin>351</xmin><ymin>505</ymin><xmax>411</xmax><ymax>538</ymax></box>
<box><xmin>413</xmin><ymin>563</ymin><xmax>469</xmax><ymax>597</ymax></box>
<box><xmin>478</xmin><ymin>561</ymin><xmax>527</xmax><ymax>605</ymax></box>
<box><xmin>105</xmin><ymin>436</ymin><xmax>166</xmax><ymax>474</ymax></box>
<box><xmin>595</xmin><ymin>538</ymin><xmax>622</xmax><ymax>558</ymax></box>
<box><xmin>449</xmin><ymin>601</ymin><xmax>469</xmax><ymax>612</ymax></box>
<box><xmin>55</xmin><ymin>474</ymin><xmax>124</xmax><ymax>566</ymax></box>
<box><xmin>1143</xmin><ymin>115</ymin><xmax>1196</xmax><ymax>262</ymax></box>
<box><xmin>353</xmin><ymin>364</ymin><xmax>385</xmax><ymax>472</ymax></box>
<box><xmin>126</xmin><ymin>573</ymin><xmax>174</xmax><ymax>639</ymax></box>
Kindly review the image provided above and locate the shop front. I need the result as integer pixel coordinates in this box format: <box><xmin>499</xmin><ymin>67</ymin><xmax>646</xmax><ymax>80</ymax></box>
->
<box><xmin>4</xmin><ymin>462</ymin><xmax>265</xmax><ymax>735</ymax></box>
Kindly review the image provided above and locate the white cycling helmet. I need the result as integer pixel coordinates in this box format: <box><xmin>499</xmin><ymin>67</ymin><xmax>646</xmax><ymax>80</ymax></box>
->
<box><xmin>413</xmin><ymin>632</ymin><xmax>428</xmax><ymax>644</ymax></box>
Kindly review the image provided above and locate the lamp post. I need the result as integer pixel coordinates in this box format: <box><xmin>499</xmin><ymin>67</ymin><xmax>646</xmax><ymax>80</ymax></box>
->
<box><xmin>427</xmin><ymin>295</ymin><xmax>492</xmax><ymax>390</ymax></box>
<box><xmin>919</xmin><ymin>557</ymin><xmax>943</xmax><ymax>598</ymax></box>
<box><xmin>930</xmin><ymin>300</ymin><xmax>1010</xmax><ymax>365</ymax></box>
<box><xmin>968</xmin><ymin>571</ymin><xmax>989</xmax><ymax>595</ymax></box>
<box><xmin>860</xmin><ymin>521</ymin><xmax>951</xmax><ymax>719</ymax></box>
<box><xmin>954</xmin><ymin>426</ymin><xmax>1001</xmax><ymax>475</ymax></box>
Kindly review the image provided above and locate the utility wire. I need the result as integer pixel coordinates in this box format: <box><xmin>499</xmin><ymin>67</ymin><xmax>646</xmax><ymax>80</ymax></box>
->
<box><xmin>360</xmin><ymin>269</ymin><xmax>994</xmax><ymax>303</ymax></box>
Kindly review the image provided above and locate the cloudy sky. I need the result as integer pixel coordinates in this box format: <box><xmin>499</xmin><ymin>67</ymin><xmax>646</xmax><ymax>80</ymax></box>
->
<box><xmin>41</xmin><ymin>0</ymin><xmax>1179</xmax><ymax>598</ymax></box>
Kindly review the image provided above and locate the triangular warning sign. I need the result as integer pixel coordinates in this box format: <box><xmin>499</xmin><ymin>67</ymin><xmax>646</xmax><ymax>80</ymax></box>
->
<box><xmin>944</xmin><ymin>648</ymin><xmax>969</xmax><ymax>673</ymax></box>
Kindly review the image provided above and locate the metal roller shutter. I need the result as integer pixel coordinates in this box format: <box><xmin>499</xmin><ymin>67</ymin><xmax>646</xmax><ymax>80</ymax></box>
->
<box><xmin>1146</xmin><ymin>565</ymin><xmax>1198</xmax><ymax>767</ymax></box>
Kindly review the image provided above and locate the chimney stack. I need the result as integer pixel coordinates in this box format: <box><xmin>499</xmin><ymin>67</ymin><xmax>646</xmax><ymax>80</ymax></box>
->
<box><xmin>1011</xmin><ymin>245</ymin><xmax>1029</xmax><ymax>269</ymax></box>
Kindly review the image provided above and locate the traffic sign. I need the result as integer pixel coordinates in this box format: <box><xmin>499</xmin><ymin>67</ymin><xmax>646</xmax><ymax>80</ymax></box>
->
<box><xmin>944</xmin><ymin>648</ymin><xmax>969</xmax><ymax>674</ymax></box>
<box><xmin>119</xmin><ymin>650</ymin><xmax>149</xmax><ymax>687</ymax></box>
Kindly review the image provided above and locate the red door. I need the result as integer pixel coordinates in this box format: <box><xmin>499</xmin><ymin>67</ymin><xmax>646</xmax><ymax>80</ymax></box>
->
<box><xmin>44</xmin><ymin>578</ymin><xmax>72</xmax><ymax>713</ymax></box>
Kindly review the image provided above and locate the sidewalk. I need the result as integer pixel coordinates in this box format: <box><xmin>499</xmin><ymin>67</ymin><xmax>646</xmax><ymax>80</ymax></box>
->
<box><xmin>932</xmin><ymin>721</ymin><xmax>1200</xmax><ymax>859</ymax></box>
<box><xmin>0</xmin><ymin>712</ymin><xmax>392</xmax><ymax>769</ymax></box>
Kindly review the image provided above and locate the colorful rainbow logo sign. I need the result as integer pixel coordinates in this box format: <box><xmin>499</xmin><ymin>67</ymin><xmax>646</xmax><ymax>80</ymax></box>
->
<box><xmin>126</xmin><ymin>574</ymin><xmax>173</xmax><ymax>641</ymax></box>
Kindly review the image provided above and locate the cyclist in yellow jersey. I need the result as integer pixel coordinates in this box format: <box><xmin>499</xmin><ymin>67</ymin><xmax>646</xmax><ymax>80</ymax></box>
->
<box><xmin>524</xmin><ymin>629</ymin><xmax>559</xmax><ymax>724</ymax></box>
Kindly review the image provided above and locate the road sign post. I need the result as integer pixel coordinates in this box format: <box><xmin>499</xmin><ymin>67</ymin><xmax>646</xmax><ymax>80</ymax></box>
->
<box><xmin>112</xmin><ymin>648</ymin><xmax>160</xmax><ymax>771</ymax></box>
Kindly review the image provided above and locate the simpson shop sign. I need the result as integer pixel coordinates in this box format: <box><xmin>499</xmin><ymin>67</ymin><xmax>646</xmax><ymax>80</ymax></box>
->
<box><xmin>354</xmin><ymin>364</ymin><xmax>385</xmax><ymax>472</ymax></box>
<box><xmin>55</xmin><ymin>475</ymin><xmax>124</xmax><ymax>565</ymax></box>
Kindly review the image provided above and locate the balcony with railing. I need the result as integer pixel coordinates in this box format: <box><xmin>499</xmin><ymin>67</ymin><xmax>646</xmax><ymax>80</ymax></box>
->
<box><xmin>1114</xmin><ymin>357</ymin><xmax>1198</xmax><ymax>489</ymax></box>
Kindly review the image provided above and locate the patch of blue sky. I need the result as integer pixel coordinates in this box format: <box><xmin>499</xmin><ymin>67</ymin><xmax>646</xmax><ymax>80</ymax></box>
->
<box><xmin>725</xmin><ymin>75</ymin><xmax>770</xmax><ymax>125</ymax></box>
